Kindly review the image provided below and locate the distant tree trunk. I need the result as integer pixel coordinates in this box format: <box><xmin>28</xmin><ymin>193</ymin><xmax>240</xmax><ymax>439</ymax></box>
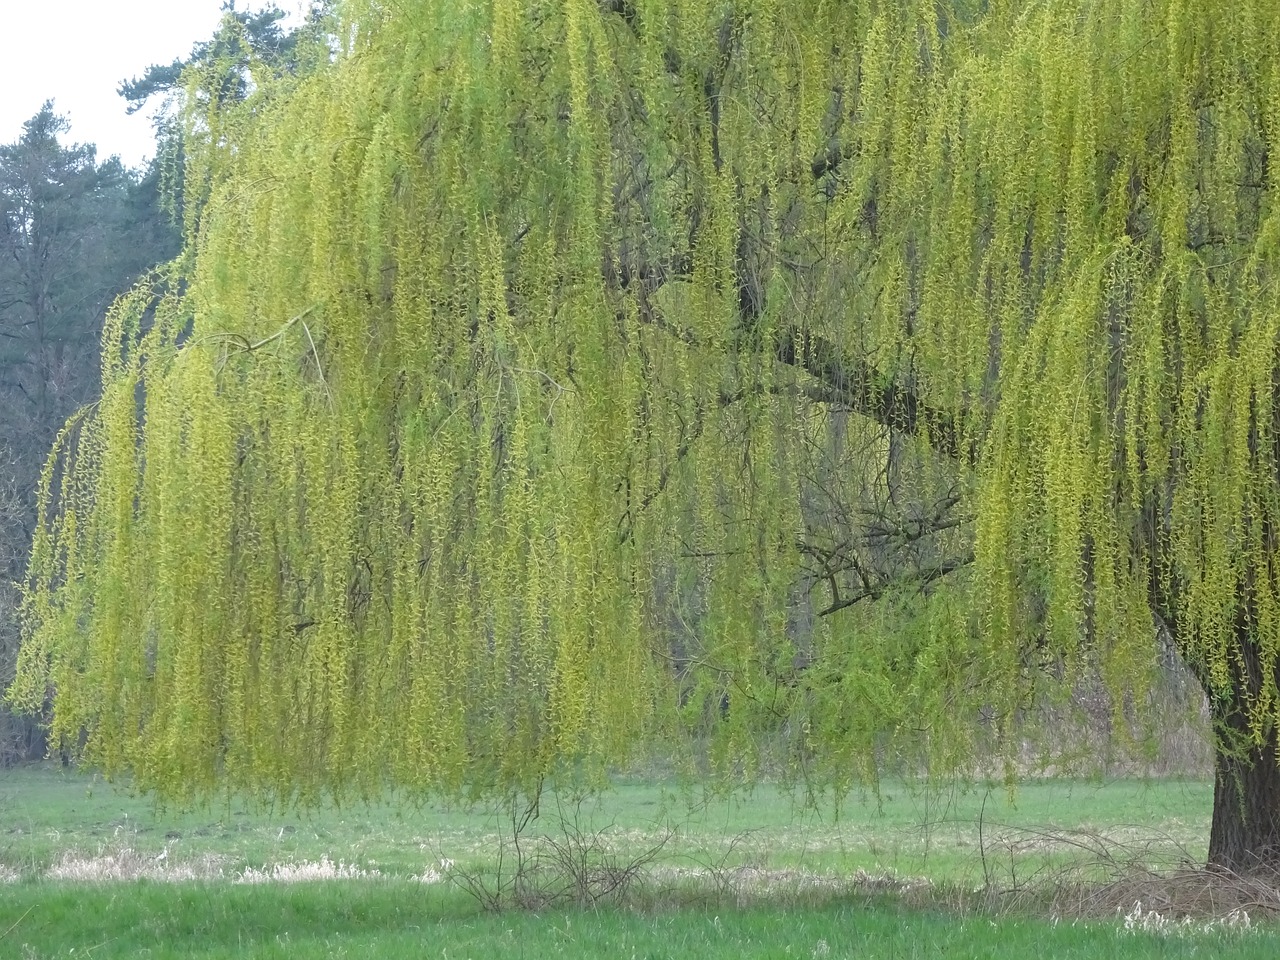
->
<box><xmin>1208</xmin><ymin>700</ymin><xmax>1280</xmax><ymax>871</ymax></box>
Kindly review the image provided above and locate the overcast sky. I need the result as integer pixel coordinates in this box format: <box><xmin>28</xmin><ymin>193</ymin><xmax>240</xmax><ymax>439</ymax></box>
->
<box><xmin>1</xmin><ymin>0</ymin><xmax>307</xmax><ymax>170</ymax></box>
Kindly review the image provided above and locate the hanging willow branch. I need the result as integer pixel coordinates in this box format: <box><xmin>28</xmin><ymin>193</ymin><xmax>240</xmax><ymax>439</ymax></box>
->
<box><xmin>10</xmin><ymin>0</ymin><xmax>1280</xmax><ymax>805</ymax></box>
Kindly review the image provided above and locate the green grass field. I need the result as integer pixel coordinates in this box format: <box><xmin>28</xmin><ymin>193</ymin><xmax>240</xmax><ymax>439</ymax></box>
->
<box><xmin>4</xmin><ymin>884</ymin><xmax>1275</xmax><ymax>959</ymax></box>
<box><xmin>0</xmin><ymin>765</ymin><xmax>1272</xmax><ymax>958</ymax></box>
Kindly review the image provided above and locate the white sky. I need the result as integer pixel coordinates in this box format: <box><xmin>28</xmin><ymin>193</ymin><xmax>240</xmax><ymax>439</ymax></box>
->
<box><xmin>0</xmin><ymin>0</ymin><xmax>308</xmax><ymax>170</ymax></box>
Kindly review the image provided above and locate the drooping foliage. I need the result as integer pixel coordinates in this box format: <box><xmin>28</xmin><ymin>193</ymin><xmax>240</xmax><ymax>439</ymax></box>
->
<box><xmin>12</xmin><ymin>0</ymin><xmax>1280</xmax><ymax>808</ymax></box>
<box><xmin>119</xmin><ymin>2</ymin><xmax>339</xmax><ymax>233</ymax></box>
<box><xmin>0</xmin><ymin>105</ymin><xmax>180</xmax><ymax>764</ymax></box>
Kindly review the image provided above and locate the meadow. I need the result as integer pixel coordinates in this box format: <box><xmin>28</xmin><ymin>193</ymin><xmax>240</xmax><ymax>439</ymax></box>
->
<box><xmin>0</xmin><ymin>765</ymin><xmax>1274</xmax><ymax>958</ymax></box>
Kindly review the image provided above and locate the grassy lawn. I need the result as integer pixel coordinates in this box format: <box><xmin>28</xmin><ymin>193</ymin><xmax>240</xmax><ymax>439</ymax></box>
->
<box><xmin>0</xmin><ymin>765</ymin><xmax>1213</xmax><ymax>880</ymax></box>
<box><xmin>0</xmin><ymin>765</ymin><xmax>1269</xmax><ymax>958</ymax></box>
<box><xmin>2</xmin><ymin>883</ymin><xmax>1274</xmax><ymax>959</ymax></box>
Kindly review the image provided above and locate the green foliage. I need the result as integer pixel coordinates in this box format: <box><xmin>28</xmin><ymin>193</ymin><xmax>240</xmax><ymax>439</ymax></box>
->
<box><xmin>120</xmin><ymin>2</ymin><xmax>338</xmax><ymax>232</ymax></box>
<box><xmin>12</xmin><ymin>0</ymin><xmax>1280</xmax><ymax>805</ymax></box>
<box><xmin>0</xmin><ymin>104</ymin><xmax>179</xmax><ymax>762</ymax></box>
<box><xmin>118</xmin><ymin>1</ymin><xmax>336</xmax><ymax>114</ymax></box>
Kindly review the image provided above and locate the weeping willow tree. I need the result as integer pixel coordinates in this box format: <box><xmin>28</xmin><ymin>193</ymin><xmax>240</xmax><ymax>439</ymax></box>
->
<box><xmin>11</xmin><ymin>0</ymin><xmax>1280</xmax><ymax>868</ymax></box>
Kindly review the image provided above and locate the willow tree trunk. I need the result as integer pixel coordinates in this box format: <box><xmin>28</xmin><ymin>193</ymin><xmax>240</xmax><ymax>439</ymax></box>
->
<box><xmin>1160</xmin><ymin>593</ymin><xmax>1280</xmax><ymax>871</ymax></box>
<box><xmin>1208</xmin><ymin>702</ymin><xmax>1280</xmax><ymax>872</ymax></box>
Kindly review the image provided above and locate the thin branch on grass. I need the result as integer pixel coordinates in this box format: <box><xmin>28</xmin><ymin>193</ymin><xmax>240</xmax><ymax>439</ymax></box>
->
<box><xmin>0</xmin><ymin>904</ymin><xmax>34</xmax><ymax>942</ymax></box>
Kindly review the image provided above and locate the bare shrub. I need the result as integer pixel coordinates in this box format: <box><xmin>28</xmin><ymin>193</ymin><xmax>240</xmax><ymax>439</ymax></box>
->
<box><xmin>448</xmin><ymin>790</ymin><xmax>672</xmax><ymax>911</ymax></box>
<box><xmin>960</xmin><ymin>808</ymin><xmax>1280</xmax><ymax>924</ymax></box>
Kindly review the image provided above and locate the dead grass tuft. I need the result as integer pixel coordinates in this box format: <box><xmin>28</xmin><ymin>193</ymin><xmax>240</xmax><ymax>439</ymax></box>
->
<box><xmin>236</xmin><ymin>857</ymin><xmax>381</xmax><ymax>883</ymax></box>
<box><xmin>45</xmin><ymin>847</ymin><xmax>229</xmax><ymax>883</ymax></box>
<box><xmin>1050</xmin><ymin>863</ymin><xmax>1280</xmax><ymax>921</ymax></box>
<box><xmin>958</xmin><ymin>821</ymin><xmax>1280</xmax><ymax>925</ymax></box>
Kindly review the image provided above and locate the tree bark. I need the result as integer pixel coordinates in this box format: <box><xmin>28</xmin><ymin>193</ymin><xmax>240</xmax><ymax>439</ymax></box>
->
<box><xmin>1208</xmin><ymin>702</ymin><xmax>1280</xmax><ymax>872</ymax></box>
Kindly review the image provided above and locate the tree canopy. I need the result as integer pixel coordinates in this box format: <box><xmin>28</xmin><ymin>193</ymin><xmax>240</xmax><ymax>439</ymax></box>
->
<box><xmin>12</xmin><ymin>0</ymin><xmax>1280</xmax><ymax>865</ymax></box>
<box><xmin>118</xmin><ymin>2</ymin><xmax>338</xmax><ymax>233</ymax></box>
<box><xmin>118</xmin><ymin>1</ymin><xmax>334</xmax><ymax>114</ymax></box>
